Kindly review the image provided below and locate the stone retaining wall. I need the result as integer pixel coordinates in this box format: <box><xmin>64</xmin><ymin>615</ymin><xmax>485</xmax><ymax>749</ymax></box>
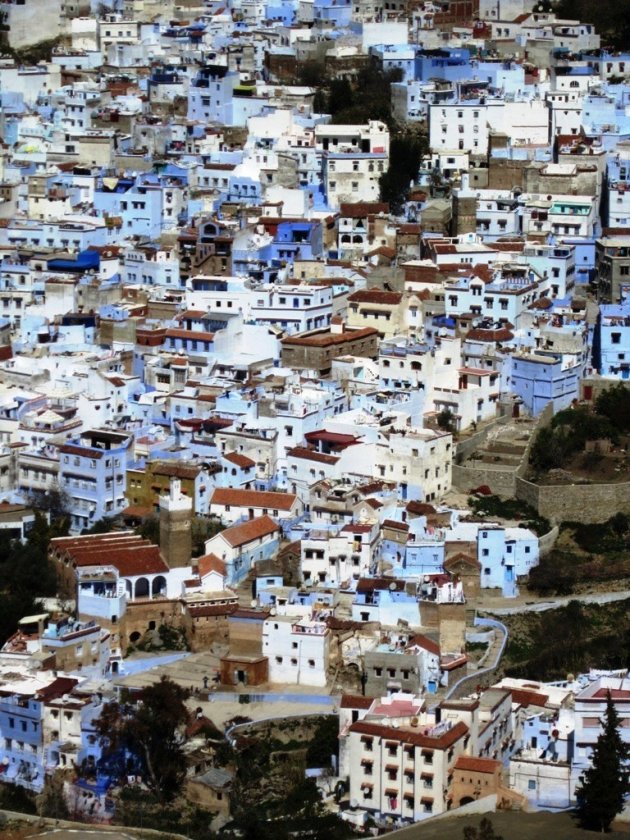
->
<box><xmin>517</xmin><ymin>476</ymin><xmax>630</xmax><ymax>524</ymax></box>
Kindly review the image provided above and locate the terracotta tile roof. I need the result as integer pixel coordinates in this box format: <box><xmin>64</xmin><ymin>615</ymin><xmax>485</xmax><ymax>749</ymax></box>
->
<box><xmin>188</xmin><ymin>604</ymin><xmax>237</xmax><ymax>618</ymax></box>
<box><xmin>281</xmin><ymin>326</ymin><xmax>378</xmax><ymax>348</ymax></box>
<box><xmin>197</xmin><ymin>552</ymin><xmax>226</xmax><ymax>578</ymax></box>
<box><xmin>444</xmin><ymin>552</ymin><xmax>481</xmax><ymax>570</ymax></box>
<box><xmin>341</xmin><ymin>523</ymin><xmax>373</xmax><ymax>534</ymax></box>
<box><xmin>304</xmin><ymin>430</ymin><xmax>360</xmax><ymax>447</ymax></box>
<box><xmin>405</xmin><ymin>501</ymin><xmax>437</xmax><ymax>516</ymax></box>
<box><xmin>38</xmin><ymin>677</ymin><xmax>80</xmax><ymax>701</ymax></box>
<box><xmin>356</xmin><ymin>577</ymin><xmax>405</xmax><ymax>593</ymax></box>
<box><xmin>349</xmin><ymin>720</ymin><xmax>468</xmax><ymax>749</ymax></box>
<box><xmin>491</xmin><ymin>240</ymin><xmax>525</xmax><ymax>252</ymax></box>
<box><xmin>508</xmin><ymin>688</ymin><xmax>549</xmax><ymax>708</ymax></box>
<box><xmin>339</xmin><ymin>202</ymin><xmax>389</xmax><ymax>218</ymax></box>
<box><xmin>121</xmin><ymin>505</ymin><xmax>154</xmax><ymax>518</ymax></box>
<box><xmin>408</xmin><ymin>633</ymin><xmax>440</xmax><ymax>656</ymax></box>
<box><xmin>382</xmin><ymin>519</ymin><xmax>409</xmax><ymax>531</ymax></box>
<box><xmin>50</xmin><ymin>533</ymin><xmax>143</xmax><ymax>554</ymax></box>
<box><xmin>348</xmin><ymin>290</ymin><xmax>402</xmax><ymax>305</ymax></box>
<box><xmin>403</xmin><ymin>264</ymin><xmax>441</xmax><ymax>283</ymax></box>
<box><xmin>60</xmin><ymin>444</ymin><xmax>104</xmax><ymax>459</ymax></box>
<box><xmin>340</xmin><ymin>694</ymin><xmax>373</xmax><ymax>709</ymax></box>
<box><xmin>210</xmin><ymin>488</ymin><xmax>297</xmax><ymax>511</ymax></box>
<box><xmin>286</xmin><ymin>446</ymin><xmax>339</xmax><ymax>464</ymax></box>
<box><xmin>230</xmin><ymin>608</ymin><xmax>271</xmax><ymax>620</ymax></box>
<box><xmin>217</xmin><ymin>515</ymin><xmax>279</xmax><ymax>548</ymax></box>
<box><xmin>454</xmin><ymin>756</ymin><xmax>502</xmax><ymax>774</ymax></box>
<box><xmin>75</xmin><ymin>545</ymin><xmax>169</xmax><ymax>577</ymax></box>
<box><xmin>466</xmin><ymin>327</ymin><xmax>514</xmax><ymax>342</ymax></box>
<box><xmin>472</xmin><ymin>264</ymin><xmax>494</xmax><ymax>282</ymax></box>
<box><xmin>153</xmin><ymin>462</ymin><xmax>200</xmax><ymax>480</ymax></box>
<box><xmin>165</xmin><ymin>328</ymin><xmax>214</xmax><ymax>342</ymax></box>
<box><xmin>222</xmin><ymin>451</ymin><xmax>255</xmax><ymax>469</ymax></box>
<box><xmin>530</xmin><ymin>297</ymin><xmax>553</xmax><ymax>310</ymax></box>
<box><xmin>367</xmin><ymin>245</ymin><xmax>396</xmax><ymax>259</ymax></box>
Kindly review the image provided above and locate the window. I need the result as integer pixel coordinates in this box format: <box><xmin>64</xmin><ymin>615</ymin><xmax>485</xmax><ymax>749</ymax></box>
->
<box><xmin>528</xmin><ymin>779</ymin><xmax>537</xmax><ymax>790</ymax></box>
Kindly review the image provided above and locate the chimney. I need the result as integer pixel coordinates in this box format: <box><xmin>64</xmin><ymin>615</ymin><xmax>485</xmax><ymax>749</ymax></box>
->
<box><xmin>330</xmin><ymin>315</ymin><xmax>344</xmax><ymax>335</ymax></box>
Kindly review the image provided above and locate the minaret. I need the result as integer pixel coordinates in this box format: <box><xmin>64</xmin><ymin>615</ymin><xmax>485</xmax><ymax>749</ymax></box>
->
<box><xmin>159</xmin><ymin>478</ymin><xmax>192</xmax><ymax>568</ymax></box>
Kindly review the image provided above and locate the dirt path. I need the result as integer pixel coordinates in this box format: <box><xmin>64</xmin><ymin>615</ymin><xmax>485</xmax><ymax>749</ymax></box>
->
<box><xmin>479</xmin><ymin>589</ymin><xmax>630</xmax><ymax>615</ymax></box>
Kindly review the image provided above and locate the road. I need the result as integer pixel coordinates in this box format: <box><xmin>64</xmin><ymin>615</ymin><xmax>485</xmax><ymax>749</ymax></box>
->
<box><xmin>479</xmin><ymin>589</ymin><xmax>630</xmax><ymax>615</ymax></box>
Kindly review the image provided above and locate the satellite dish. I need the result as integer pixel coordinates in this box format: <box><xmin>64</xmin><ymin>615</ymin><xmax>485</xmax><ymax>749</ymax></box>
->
<box><xmin>391</xmin><ymin>719</ymin><xmax>400</xmax><ymax>728</ymax></box>
<box><xmin>350</xmin><ymin>798</ymin><xmax>358</xmax><ymax>810</ymax></box>
<box><xmin>250</xmin><ymin>599</ymin><xmax>257</xmax><ymax>608</ymax></box>
<box><xmin>410</xmin><ymin>717</ymin><xmax>419</xmax><ymax>727</ymax></box>
<box><xmin>269</xmin><ymin>607</ymin><xmax>277</xmax><ymax>616</ymax></box>
<box><xmin>389</xmin><ymin>582</ymin><xmax>397</xmax><ymax>591</ymax></box>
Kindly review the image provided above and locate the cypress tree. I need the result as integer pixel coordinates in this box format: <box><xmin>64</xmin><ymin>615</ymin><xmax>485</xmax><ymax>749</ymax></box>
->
<box><xmin>577</xmin><ymin>691</ymin><xmax>630</xmax><ymax>832</ymax></box>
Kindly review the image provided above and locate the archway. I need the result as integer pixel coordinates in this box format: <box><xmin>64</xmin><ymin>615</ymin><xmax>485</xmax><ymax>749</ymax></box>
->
<box><xmin>134</xmin><ymin>577</ymin><xmax>149</xmax><ymax>599</ymax></box>
<box><xmin>151</xmin><ymin>575</ymin><xmax>167</xmax><ymax>598</ymax></box>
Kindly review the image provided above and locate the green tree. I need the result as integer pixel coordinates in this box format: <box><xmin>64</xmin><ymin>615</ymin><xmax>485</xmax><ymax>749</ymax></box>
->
<box><xmin>82</xmin><ymin>516</ymin><xmax>116</xmax><ymax>535</ymax></box>
<box><xmin>36</xmin><ymin>772</ymin><xmax>70</xmax><ymax>819</ymax></box>
<box><xmin>0</xmin><ymin>512</ymin><xmax>61</xmax><ymax>644</ymax></box>
<box><xmin>96</xmin><ymin>677</ymin><xmax>190</xmax><ymax>803</ymax></box>
<box><xmin>595</xmin><ymin>383</ymin><xmax>630</xmax><ymax>434</ymax></box>
<box><xmin>380</xmin><ymin>132</ymin><xmax>426</xmax><ymax>214</ymax></box>
<box><xmin>26</xmin><ymin>489</ymin><xmax>71</xmax><ymax>536</ymax></box>
<box><xmin>577</xmin><ymin>691</ymin><xmax>629</xmax><ymax>832</ymax></box>
<box><xmin>437</xmin><ymin>408</ymin><xmax>456</xmax><ymax>433</ymax></box>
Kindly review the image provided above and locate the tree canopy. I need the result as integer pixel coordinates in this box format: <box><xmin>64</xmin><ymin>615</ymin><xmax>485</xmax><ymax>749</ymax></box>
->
<box><xmin>95</xmin><ymin>677</ymin><xmax>190</xmax><ymax>803</ymax></box>
<box><xmin>380</xmin><ymin>132</ymin><xmax>426</xmax><ymax>214</ymax></box>
<box><xmin>0</xmin><ymin>512</ymin><xmax>65</xmax><ymax>645</ymax></box>
<box><xmin>311</xmin><ymin>63</ymin><xmax>403</xmax><ymax>128</ymax></box>
<box><xmin>529</xmin><ymin>404</ymin><xmax>620</xmax><ymax>472</ymax></box>
<box><xmin>577</xmin><ymin>691</ymin><xmax>630</xmax><ymax>832</ymax></box>
<box><xmin>594</xmin><ymin>383</ymin><xmax>630</xmax><ymax>434</ymax></box>
<box><xmin>554</xmin><ymin>0</ymin><xmax>630</xmax><ymax>50</ymax></box>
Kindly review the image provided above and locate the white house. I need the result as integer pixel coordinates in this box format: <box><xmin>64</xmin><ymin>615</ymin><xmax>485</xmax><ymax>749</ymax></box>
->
<box><xmin>262</xmin><ymin>615</ymin><xmax>330</xmax><ymax>687</ymax></box>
